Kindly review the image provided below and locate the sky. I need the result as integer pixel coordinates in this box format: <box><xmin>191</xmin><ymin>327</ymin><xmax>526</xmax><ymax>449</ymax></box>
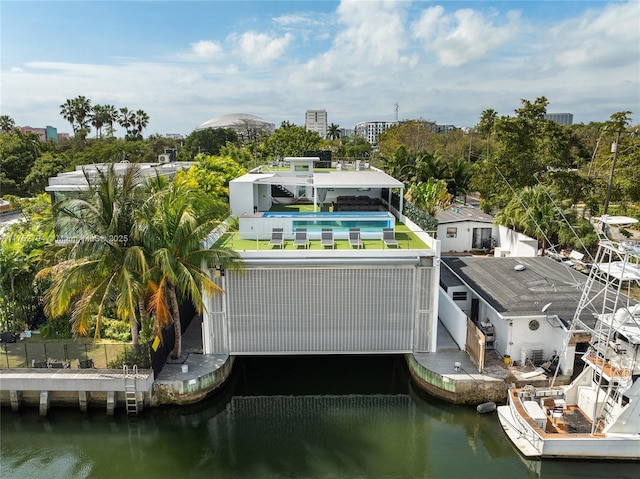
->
<box><xmin>1</xmin><ymin>0</ymin><xmax>639</xmax><ymax>137</ymax></box>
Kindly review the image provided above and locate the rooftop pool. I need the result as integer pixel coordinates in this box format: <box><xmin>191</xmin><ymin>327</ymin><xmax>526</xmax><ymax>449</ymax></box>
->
<box><xmin>240</xmin><ymin>211</ymin><xmax>395</xmax><ymax>239</ymax></box>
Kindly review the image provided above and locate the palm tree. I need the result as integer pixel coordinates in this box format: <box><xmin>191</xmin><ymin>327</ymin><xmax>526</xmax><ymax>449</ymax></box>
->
<box><xmin>38</xmin><ymin>164</ymin><xmax>147</xmax><ymax>347</ymax></box>
<box><xmin>60</xmin><ymin>99</ymin><xmax>77</xmax><ymax>133</ymax></box>
<box><xmin>72</xmin><ymin>95</ymin><xmax>92</xmax><ymax>134</ymax></box>
<box><xmin>90</xmin><ymin>104</ymin><xmax>108</xmax><ymax>138</ymax></box>
<box><xmin>118</xmin><ymin>107</ymin><xmax>133</xmax><ymax>138</ymax></box>
<box><xmin>135</xmin><ymin>178</ymin><xmax>241</xmax><ymax>359</ymax></box>
<box><xmin>327</xmin><ymin>123</ymin><xmax>340</xmax><ymax>140</ymax></box>
<box><xmin>102</xmin><ymin>105</ymin><xmax>118</xmax><ymax>137</ymax></box>
<box><xmin>478</xmin><ymin>109</ymin><xmax>498</xmax><ymax>160</ymax></box>
<box><xmin>494</xmin><ymin>184</ymin><xmax>558</xmax><ymax>253</ymax></box>
<box><xmin>446</xmin><ymin>157</ymin><xmax>473</xmax><ymax>203</ymax></box>
<box><xmin>132</xmin><ymin>109</ymin><xmax>150</xmax><ymax>140</ymax></box>
<box><xmin>0</xmin><ymin>115</ymin><xmax>16</xmax><ymax>132</ymax></box>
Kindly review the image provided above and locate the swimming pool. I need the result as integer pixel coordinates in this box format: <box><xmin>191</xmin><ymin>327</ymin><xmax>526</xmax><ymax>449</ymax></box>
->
<box><xmin>240</xmin><ymin>211</ymin><xmax>395</xmax><ymax>239</ymax></box>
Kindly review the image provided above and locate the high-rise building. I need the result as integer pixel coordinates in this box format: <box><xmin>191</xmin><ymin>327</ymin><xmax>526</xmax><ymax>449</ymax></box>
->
<box><xmin>544</xmin><ymin>113</ymin><xmax>573</xmax><ymax>126</ymax></box>
<box><xmin>305</xmin><ymin>110</ymin><xmax>328</xmax><ymax>138</ymax></box>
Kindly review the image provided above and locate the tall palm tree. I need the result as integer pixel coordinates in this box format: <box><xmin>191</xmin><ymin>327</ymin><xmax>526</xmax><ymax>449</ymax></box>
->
<box><xmin>118</xmin><ymin>107</ymin><xmax>133</xmax><ymax>138</ymax></box>
<box><xmin>60</xmin><ymin>99</ymin><xmax>77</xmax><ymax>133</ymax></box>
<box><xmin>327</xmin><ymin>123</ymin><xmax>340</xmax><ymax>140</ymax></box>
<box><xmin>72</xmin><ymin>95</ymin><xmax>92</xmax><ymax>133</ymax></box>
<box><xmin>478</xmin><ymin>109</ymin><xmax>498</xmax><ymax>160</ymax></box>
<box><xmin>102</xmin><ymin>105</ymin><xmax>118</xmax><ymax>137</ymax></box>
<box><xmin>131</xmin><ymin>109</ymin><xmax>150</xmax><ymax>140</ymax></box>
<box><xmin>135</xmin><ymin>178</ymin><xmax>241</xmax><ymax>359</ymax></box>
<box><xmin>38</xmin><ymin>164</ymin><xmax>147</xmax><ymax>346</ymax></box>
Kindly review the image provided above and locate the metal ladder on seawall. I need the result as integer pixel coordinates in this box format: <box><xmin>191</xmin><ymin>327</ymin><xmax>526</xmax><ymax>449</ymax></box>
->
<box><xmin>123</xmin><ymin>364</ymin><xmax>139</xmax><ymax>416</ymax></box>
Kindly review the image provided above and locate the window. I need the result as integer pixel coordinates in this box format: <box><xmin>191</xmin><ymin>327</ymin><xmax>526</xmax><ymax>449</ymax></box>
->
<box><xmin>446</xmin><ymin>227</ymin><xmax>457</xmax><ymax>238</ymax></box>
<box><xmin>452</xmin><ymin>291</ymin><xmax>467</xmax><ymax>301</ymax></box>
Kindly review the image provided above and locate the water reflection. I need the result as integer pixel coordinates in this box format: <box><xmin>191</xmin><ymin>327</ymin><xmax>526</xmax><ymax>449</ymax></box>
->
<box><xmin>1</xmin><ymin>355</ymin><xmax>638</xmax><ymax>479</ymax></box>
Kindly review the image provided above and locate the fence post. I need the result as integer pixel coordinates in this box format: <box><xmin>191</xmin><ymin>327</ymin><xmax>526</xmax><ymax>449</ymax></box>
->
<box><xmin>84</xmin><ymin>344</ymin><xmax>88</xmax><ymax>361</ymax></box>
<box><xmin>104</xmin><ymin>344</ymin><xmax>108</xmax><ymax>368</ymax></box>
<box><xmin>24</xmin><ymin>342</ymin><xmax>29</xmax><ymax>368</ymax></box>
<box><xmin>4</xmin><ymin>344</ymin><xmax>9</xmax><ymax>368</ymax></box>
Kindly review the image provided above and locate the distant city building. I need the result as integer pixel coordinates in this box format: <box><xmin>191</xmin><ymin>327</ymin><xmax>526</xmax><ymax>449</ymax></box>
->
<box><xmin>19</xmin><ymin>125</ymin><xmax>66</xmax><ymax>142</ymax></box>
<box><xmin>353</xmin><ymin>121</ymin><xmax>399</xmax><ymax>144</ymax></box>
<box><xmin>545</xmin><ymin>113</ymin><xmax>573</xmax><ymax>126</ymax></box>
<box><xmin>340</xmin><ymin>128</ymin><xmax>353</xmax><ymax>138</ymax></box>
<box><xmin>434</xmin><ymin>124</ymin><xmax>456</xmax><ymax>134</ymax></box>
<box><xmin>305</xmin><ymin>110</ymin><xmax>328</xmax><ymax>138</ymax></box>
<box><xmin>196</xmin><ymin>113</ymin><xmax>275</xmax><ymax>141</ymax></box>
<box><xmin>165</xmin><ymin>133</ymin><xmax>184</xmax><ymax>140</ymax></box>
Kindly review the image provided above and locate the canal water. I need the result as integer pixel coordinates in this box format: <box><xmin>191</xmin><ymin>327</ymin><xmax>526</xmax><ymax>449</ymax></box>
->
<box><xmin>1</xmin><ymin>355</ymin><xmax>638</xmax><ymax>479</ymax></box>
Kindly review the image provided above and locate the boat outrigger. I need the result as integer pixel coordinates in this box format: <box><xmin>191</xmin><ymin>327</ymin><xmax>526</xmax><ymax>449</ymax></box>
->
<box><xmin>497</xmin><ymin>215</ymin><xmax>640</xmax><ymax>460</ymax></box>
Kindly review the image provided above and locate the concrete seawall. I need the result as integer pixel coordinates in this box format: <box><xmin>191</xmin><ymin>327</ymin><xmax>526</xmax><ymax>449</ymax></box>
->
<box><xmin>406</xmin><ymin>353</ymin><xmax>507</xmax><ymax>405</ymax></box>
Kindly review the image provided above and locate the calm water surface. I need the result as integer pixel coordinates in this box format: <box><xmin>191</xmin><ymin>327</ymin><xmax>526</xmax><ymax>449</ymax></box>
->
<box><xmin>1</xmin><ymin>355</ymin><xmax>638</xmax><ymax>479</ymax></box>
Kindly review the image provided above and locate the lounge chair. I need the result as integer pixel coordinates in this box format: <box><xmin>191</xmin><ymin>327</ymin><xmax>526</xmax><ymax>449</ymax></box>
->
<box><xmin>32</xmin><ymin>359</ymin><xmax>48</xmax><ymax>368</ymax></box>
<box><xmin>293</xmin><ymin>228</ymin><xmax>309</xmax><ymax>249</ymax></box>
<box><xmin>349</xmin><ymin>228</ymin><xmax>363</xmax><ymax>249</ymax></box>
<box><xmin>321</xmin><ymin>228</ymin><xmax>334</xmax><ymax>249</ymax></box>
<box><xmin>269</xmin><ymin>227</ymin><xmax>285</xmax><ymax>248</ymax></box>
<box><xmin>382</xmin><ymin>228</ymin><xmax>399</xmax><ymax>248</ymax></box>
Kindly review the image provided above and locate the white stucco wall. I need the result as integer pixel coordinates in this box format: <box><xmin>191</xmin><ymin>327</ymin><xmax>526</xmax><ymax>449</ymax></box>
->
<box><xmin>437</xmin><ymin>221</ymin><xmax>496</xmax><ymax>253</ymax></box>
<box><xmin>497</xmin><ymin>225</ymin><xmax>538</xmax><ymax>257</ymax></box>
<box><xmin>438</xmin><ymin>289</ymin><xmax>468</xmax><ymax>349</ymax></box>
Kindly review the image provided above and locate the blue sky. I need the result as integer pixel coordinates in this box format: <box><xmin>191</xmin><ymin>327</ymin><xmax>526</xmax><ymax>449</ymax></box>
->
<box><xmin>2</xmin><ymin>1</ymin><xmax>639</xmax><ymax>136</ymax></box>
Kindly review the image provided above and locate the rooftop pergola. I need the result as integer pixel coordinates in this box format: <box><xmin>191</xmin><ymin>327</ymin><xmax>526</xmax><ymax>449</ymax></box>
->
<box><xmin>253</xmin><ymin>169</ymin><xmax>405</xmax><ymax>212</ymax></box>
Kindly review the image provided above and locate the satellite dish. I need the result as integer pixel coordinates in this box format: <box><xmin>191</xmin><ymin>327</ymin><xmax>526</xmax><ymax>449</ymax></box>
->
<box><xmin>541</xmin><ymin>302</ymin><xmax>552</xmax><ymax>313</ymax></box>
<box><xmin>514</xmin><ymin>264</ymin><xmax>526</xmax><ymax>271</ymax></box>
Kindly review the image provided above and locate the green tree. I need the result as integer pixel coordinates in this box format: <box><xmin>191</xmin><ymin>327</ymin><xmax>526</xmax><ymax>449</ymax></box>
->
<box><xmin>179</xmin><ymin>128</ymin><xmax>238</xmax><ymax>160</ymax></box>
<box><xmin>24</xmin><ymin>152</ymin><xmax>69</xmax><ymax>195</ymax></box>
<box><xmin>175</xmin><ymin>155</ymin><xmax>247</xmax><ymax>205</ymax></box>
<box><xmin>0</xmin><ymin>129</ymin><xmax>41</xmax><ymax>196</ymax></box>
<box><xmin>405</xmin><ymin>178</ymin><xmax>452</xmax><ymax>216</ymax></box>
<box><xmin>135</xmin><ymin>178</ymin><xmax>241</xmax><ymax>359</ymax></box>
<box><xmin>260</xmin><ymin>122</ymin><xmax>322</xmax><ymax>161</ymax></box>
<box><xmin>39</xmin><ymin>165</ymin><xmax>147</xmax><ymax>347</ymax></box>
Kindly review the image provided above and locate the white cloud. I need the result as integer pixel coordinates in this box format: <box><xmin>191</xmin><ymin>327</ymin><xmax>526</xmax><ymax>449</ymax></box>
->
<box><xmin>412</xmin><ymin>6</ymin><xmax>520</xmax><ymax>66</ymax></box>
<box><xmin>333</xmin><ymin>0</ymin><xmax>411</xmax><ymax>66</ymax></box>
<box><xmin>190</xmin><ymin>40</ymin><xmax>223</xmax><ymax>61</ymax></box>
<box><xmin>546</xmin><ymin>2</ymin><xmax>640</xmax><ymax>69</ymax></box>
<box><xmin>230</xmin><ymin>31</ymin><xmax>293</xmax><ymax>66</ymax></box>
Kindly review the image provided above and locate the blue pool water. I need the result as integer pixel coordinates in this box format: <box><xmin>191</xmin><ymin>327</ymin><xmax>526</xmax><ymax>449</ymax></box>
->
<box><xmin>263</xmin><ymin>211</ymin><xmax>391</xmax><ymax>219</ymax></box>
<box><xmin>263</xmin><ymin>211</ymin><xmax>394</xmax><ymax>234</ymax></box>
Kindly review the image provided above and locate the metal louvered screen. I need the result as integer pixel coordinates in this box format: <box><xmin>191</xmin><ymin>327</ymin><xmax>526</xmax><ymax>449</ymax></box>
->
<box><xmin>226</xmin><ymin>266</ymin><xmax>416</xmax><ymax>354</ymax></box>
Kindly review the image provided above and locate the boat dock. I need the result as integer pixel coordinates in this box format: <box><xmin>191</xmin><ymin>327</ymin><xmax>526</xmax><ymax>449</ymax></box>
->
<box><xmin>0</xmin><ymin>367</ymin><xmax>154</xmax><ymax>416</ymax></box>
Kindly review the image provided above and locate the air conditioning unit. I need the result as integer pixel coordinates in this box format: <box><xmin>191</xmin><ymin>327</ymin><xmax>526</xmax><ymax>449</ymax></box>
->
<box><xmin>158</xmin><ymin>154</ymin><xmax>171</xmax><ymax>164</ymax></box>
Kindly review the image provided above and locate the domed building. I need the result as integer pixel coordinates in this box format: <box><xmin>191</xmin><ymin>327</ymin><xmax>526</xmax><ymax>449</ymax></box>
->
<box><xmin>196</xmin><ymin>113</ymin><xmax>275</xmax><ymax>141</ymax></box>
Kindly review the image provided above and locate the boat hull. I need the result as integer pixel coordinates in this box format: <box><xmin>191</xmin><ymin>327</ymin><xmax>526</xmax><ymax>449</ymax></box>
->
<box><xmin>497</xmin><ymin>405</ymin><xmax>640</xmax><ymax>460</ymax></box>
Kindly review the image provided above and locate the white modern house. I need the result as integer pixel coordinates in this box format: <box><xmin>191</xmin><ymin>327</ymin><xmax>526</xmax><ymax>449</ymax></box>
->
<box><xmin>202</xmin><ymin>158</ymin><xmax>441</xmax><ymax>357</ymax></box>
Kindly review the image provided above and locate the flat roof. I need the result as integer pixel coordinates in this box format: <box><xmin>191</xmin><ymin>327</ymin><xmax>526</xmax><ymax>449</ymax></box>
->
<box><xmin>312</xmin><ymin>170</ymin><xmax>403</xmax><ymax>189</ymax></box>
<box><xmin>441</xmin><ymin>256</ymin><xmax>614</xmax><ymax>327</ymax></box>
<box><xmin>233</xmin><ymin>169</ymin><xmax>404</xmax><ymax>190</ymax></box>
